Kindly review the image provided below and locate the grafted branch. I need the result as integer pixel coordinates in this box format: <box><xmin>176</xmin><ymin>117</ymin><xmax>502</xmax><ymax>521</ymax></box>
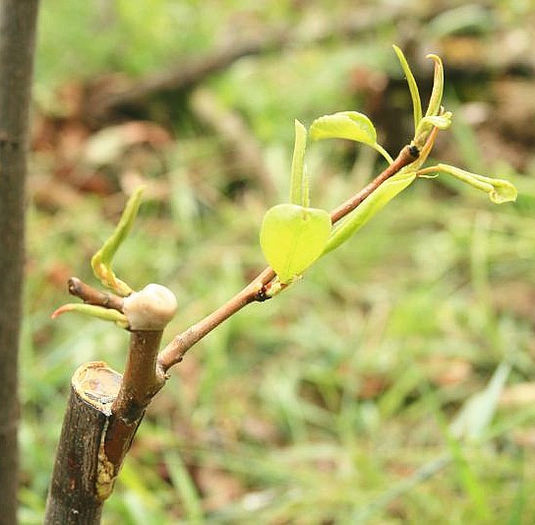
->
<box><xmin>44</xmin><ymin>362</ymin><xmax>122</xmax><ymax>524</ymax></box>
<box><xmin>157</xmin><ymin>142</ymin><xmax>421</xmax><ymax>371</ymax></box>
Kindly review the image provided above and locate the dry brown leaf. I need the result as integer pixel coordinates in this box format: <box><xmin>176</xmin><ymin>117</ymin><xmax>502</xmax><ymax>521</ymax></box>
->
<box><xmin>500</xmin><ymin>383</ymin><xmax>535</xmax><ymax>407</ymax></box>
<box><xmin>512</xmin><ymin>428</ymin><xmax>535</xmax><ymax>448</ymax></box>
<box><xmin>426</xmin><ymin>356</ymin><xmax>473</xmax><ymax>387</ymax></box>
<box><xmin>195</xmin><ymin>466</ymin><xmax>245</xmax><ymax>512</ymax></box>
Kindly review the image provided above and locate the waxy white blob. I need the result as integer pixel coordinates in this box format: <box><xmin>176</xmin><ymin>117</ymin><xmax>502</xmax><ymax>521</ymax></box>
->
<box><xmin>123</xmin><ymin>284</ymin><xmax>177</xmax><ymax>330</ymax></box>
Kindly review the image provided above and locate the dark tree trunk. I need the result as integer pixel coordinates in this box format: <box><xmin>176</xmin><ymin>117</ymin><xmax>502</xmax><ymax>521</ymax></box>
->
<box><xmin>44</xmin><ymin>362</ymin><xmax>122</xmax><ymax>524</ymax></box>
<box><xmin>0</xmin><ymin>0</ymin><xmax>40</xmax><ymax>522</ymax></box>
<box><xmin>45</xmin><ymin>331</ymin><xmax>165</xmax><ymax>523</ymax></box>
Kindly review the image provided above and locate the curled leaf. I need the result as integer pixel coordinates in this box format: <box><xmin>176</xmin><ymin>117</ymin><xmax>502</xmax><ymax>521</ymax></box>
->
<box><xmin>323</xmin><ymin>170</ymin><xmax>417</xmax><ymax>254</ymax></box>
<box><xmin>393</xmin><ymin>45</ymin><xmax>423</xmax><ymax>133</ymax></box>
<box><xmin>310</xmin><ymin>111</ymin><xmax>376</xmax><ymax>145</ymax></box>
<box><xmin>91</xmin><ymin>186</ymin><xmax>145</xmax><ymax>296</ymax></box>
<box><xmin>310</xmin><ymin>111</ymin><xmax>393</xmax><ymax>163</ymax></box>
<box><xmin>436</xmin><ymin>164</ymin><xmax>517</xmax><ymax>204</ymax></box>
<box><xmin>260</xmin><ymin>204</ymin><xmax>331</xmax><ymax>284</ymax></box>
<box><xmin>51</xmin><ymin>303</ymin><xmax>129</xmax><ymax>328</ymax></box>
<box><xmin>290</xmin><ymin>120</ymin><xmax>309</xmax><ymax>207</ymax></box>
<box><xmin>416</xmin><ymin>112</ymin><xmax>452</xmax><ymax>136</ymax></box>
<box><xmin>425</xmin><ymin>54</ymin><xmax>444</xmax><ymax>118</ymax></box>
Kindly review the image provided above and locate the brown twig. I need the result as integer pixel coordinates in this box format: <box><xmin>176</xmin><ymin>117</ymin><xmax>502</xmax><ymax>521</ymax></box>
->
<box><xmin>68</xmin><ymin>277</ymin><xmax>124</xmax><ymax>312</ymax></box>
<box><xmin>157</xmin><ymin>142</ymin><xmax>423</xmax><ymax>371</ymax></box>
<box><xmin>110</xmin><ymin>330</ymin><xmax>165</xmax><ymax>424</ymax></box>
<box><xmin>100</xmin><ymin>330</ymin><xmax>165</xmax><ymax>493</ymax></box>
<box><xmin>330</xmin><ymin>145</ymin><xmax>418</xmax><ymax>223</ymax></box>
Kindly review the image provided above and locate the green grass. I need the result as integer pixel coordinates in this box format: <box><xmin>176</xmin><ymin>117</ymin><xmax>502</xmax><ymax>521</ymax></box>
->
<box><xmin>20</xmin><ymin>2</ymin><xmax>535</xmax><ymax>523</ymax></box>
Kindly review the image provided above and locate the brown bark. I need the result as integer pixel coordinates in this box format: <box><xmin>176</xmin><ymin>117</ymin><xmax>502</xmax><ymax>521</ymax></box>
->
<box><xmin>46</xmin><ymin>330</ymin><xmax>166</xmax><ymax>522</ymax></box>
<box><xmin>103</xmin><ymin>330</ymin><xmax>165</xmax><ymax>476</ymax></box>
<box><xmin>0</xmin><ymin>1</ymin><xmax>40</xmax><ymax>522</ymax></box>
<box><xmin>44</xmin><ymin>362</ymin><xmax>122</xmax><ymax>524</ymax></box>
<box><xmin>68</xmin><ymin>277</ymin><xmax>125</xmax><ymax>312</ymax></box>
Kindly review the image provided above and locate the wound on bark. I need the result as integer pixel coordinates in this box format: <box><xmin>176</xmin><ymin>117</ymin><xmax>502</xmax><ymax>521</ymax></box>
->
<box><xmin>44</xmin><ymin>362</ymin><xmax>122</xmax><ymax>524</ymax></box>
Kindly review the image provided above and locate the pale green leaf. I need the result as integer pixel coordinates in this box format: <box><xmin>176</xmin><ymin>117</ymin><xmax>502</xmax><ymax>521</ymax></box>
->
<box><xmin>416</xmin><ymin>113</ymin><xmax>452</xmax><ymax>135</ymax></box>
<box><xmin>393</xmin><ymin>44</ymin><xmax>423</xmax><ymax>133</ymax></box>
<box><xmin>310</xmin><ymin>111</ymin><xmax>393</xmax><ymax>163</ymax></box>
<box><xmin>437</xmin><ymin>164</ymin><xmax>518</xmax><ymax>204</ymax></box>
<box><xmin>260</xmin><ymin>204</ymin><xmax>331</xmax><ymax>284</ymax></box>
<box><xmin>91</xmin><ymin>186</ymin><xmax>145</xmax><ymax>296</ymax></box>
<box><xmin>310</xmin><ymin>111</ymin><xmax>376</xmax><ymax>145</ymax></box>
<box><xmin>424</xmin><ymin>114</ymin><xmax>452</xmax><ymax>129</ymax></box>
<box><xmin>290</xmin><ymin>120</ymin><xmax>308</xmax><ymax>207</ymax></box>
<box><xmin>450</xmin><ymin>362</ymin><xmax>510</xmax><ymax>441</ymax></box>
<box><xmin>51</xmin><ymin>303</ymin><xmax>129</xmax><ymax>328</ymax></box>
<box><xmin>323</xmin><ymin>170</ymin><xmax>417</xmax><ymax>254</ymax></box>
<box><xmin>425</xmin><ymin>54</ymin><xmax>444</xmax><ymax>118</ymax></box>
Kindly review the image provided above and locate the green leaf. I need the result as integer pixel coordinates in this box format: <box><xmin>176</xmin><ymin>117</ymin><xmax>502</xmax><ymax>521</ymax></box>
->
<box><xmin>51</xmin><ymin>303</ymin><xmax>129</xmax><ymax>328</ymax></box>
<box><xmin>260</xmin><ymin>204</ymin><xmax>331</xmax><ymax>284</ymax></box>
<box><xmin>425</xmin><ymin>54</ymin><xmax>444</xmax><ymax>118</ymax></box>
<box><xmin>416</xmin><ymin>113</ymin><xmax>452</xmax><ymax>135</ymax></box>
<box><xmin>310</xmin><ymin>111</ymin><xmax>376</xmax><ymax>145</ymax></box>
<box><xmin>323</xmin><ymin>170</ymin><xmax>417</xmax><ymax>254</ymax></box>
<box><xmin>91</xmin><ymin>186</ymin><xmax>145</xmax><ymax>296</ymax></box>
<box><xmin>393</xmin><ymin>45</ymin><xmax>423</xmax><ymax>133</ymax></box>
<box><xmin>290</xmin><ymin>119</ymin><xmax>308</xmax><ymax>207</ymax></box>
<box><xmin>310</xmin><ymin>111</ymin><xmax>393</xmax><ymax>164</ymax></box>
<box><xmin>450</xmin><ymin>362</ymin><xmax>510</xmax><ymax>442</ymax></box>
<box><xmin>436</xmin><ymin>164</ymin><xmax>518</xmax><ymax>204</ymax></box>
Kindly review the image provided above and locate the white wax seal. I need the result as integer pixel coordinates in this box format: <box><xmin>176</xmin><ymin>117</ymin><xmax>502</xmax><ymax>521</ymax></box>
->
<box><xmin>123</xmin><ymin>284</ymin><xmax>177</xmax><ymax>330</ymax></box>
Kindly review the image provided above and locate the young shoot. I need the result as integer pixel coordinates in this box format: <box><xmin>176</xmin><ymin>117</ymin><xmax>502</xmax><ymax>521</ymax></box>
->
<box><xmin>259</xmin><ymin>120</ymin><xmax>331</xmax><ymax>286</ymax></box>
<box><xmin>52</xmin><ymin>187</ymin><xmax>176</xmax><ymax>331</ymax></box>
<box><xmin>51</xmin><ymin>303</ymin><xmax>129</xmax><ymax>328</ymax></box>
<box><xmin>417</xmin><ymin>164</ymin><xmax>517</xmax><ymax>204</ymax></box>
<box><xmin>259</xmin><ymin>46</ymin><xmax>517</xmax><ymax>288</ymax></box>
<box><xmin>290</xmin><ymin>119</ymin><xmax>309</xmax><ymax>207</ymax></box>
<box><xmin>91</xmin><ymin>186</ymin><xmax>145</xmax><ymax>297</ymax></box>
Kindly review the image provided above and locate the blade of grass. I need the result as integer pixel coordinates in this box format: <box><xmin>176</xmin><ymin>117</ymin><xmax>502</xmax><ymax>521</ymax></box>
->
<box><xmin>164</xmin><ymin>449</ymin><xmax>204</xmax><ymax>523</ymax></box>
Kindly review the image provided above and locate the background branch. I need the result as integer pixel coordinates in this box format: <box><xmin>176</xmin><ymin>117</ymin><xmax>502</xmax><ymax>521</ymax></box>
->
<box><xmin>84</xmin><ymin>8</ymin><xmax>407</xmax><ymax>121</ymax></box>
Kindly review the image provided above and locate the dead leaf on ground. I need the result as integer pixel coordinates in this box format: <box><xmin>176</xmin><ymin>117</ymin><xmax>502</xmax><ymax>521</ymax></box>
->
<box><xmin>493</xmin><ymin>282</ymin><xmax>535</xmax><ymax>325</ymax></box>
<box><xmin>426</xmin><ymin>356</ymin><xmax>473</xmax><ymax>387</ymax></box>
<box><xmin>512</xmin><ymin>428</ymin><xmax>535</xmax><ymax>448</ymax></box>
<box><xmin>83</xmin><ymin>121</ymin><xmax>171</xmax><ymax>167</ymax></box>
<box><xmin>195</xmin><ymin>466</ymin><xmax>245</xmax><ymax>512</ymax></box>
<box><xmin>29</xmin><ymin>174</ymin><xmax>83</xmax><ymax>211</ymax></box>
<box><xmin>500</xmin><ymin>383</ymin><xmax>535</xmax><ymax>407</ymax></box>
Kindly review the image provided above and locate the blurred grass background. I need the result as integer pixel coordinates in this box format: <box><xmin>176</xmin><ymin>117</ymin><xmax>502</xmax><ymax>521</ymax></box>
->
<box><xmin>20</xmin><ymin>1</ymin><xmax>535</xmax><ymax>523</ymax></box>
